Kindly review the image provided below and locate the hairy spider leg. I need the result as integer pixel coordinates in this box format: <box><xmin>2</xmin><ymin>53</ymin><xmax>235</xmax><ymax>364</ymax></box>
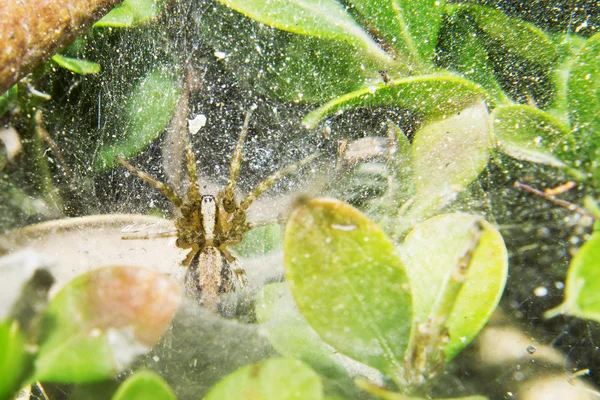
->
<box><xmin>220</xmin><ymin>247</ymin><xmax>249</xmax><ymax>290</ymax></box>
<box><xmin>182</xmin><ymin>128</ymin><xmax>201</xmax><ymax>203</ymax></box>
<box><xmin>245</xmin><ymin>217</ymin><xmax>287</xmax><ymax>231</ymax></box>
<box><xmin>121</xmin><ymin>230</ymin><xmax>178</xmax><ymax>240</ymax></box>
<box><xmin>237</xmin><ymin>152</ymin><xmax>319</xmax><ymax>213</ymax></box>
<box><xmin>117</xmin><ymin>157</ymin><xmax>184</xmax><ymax>207</ymax></box>
<box><xmin>221</xmin><ymin>111</ymin><xmax>252</xmax><ymax>212</ymax></box>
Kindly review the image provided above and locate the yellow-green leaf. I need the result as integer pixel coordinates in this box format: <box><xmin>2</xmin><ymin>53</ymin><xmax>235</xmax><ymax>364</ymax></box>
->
<box><xmin>348</xmin><ymin>0</ymin><xmax>444</xmax><ymax>65</ymax></box>
<box><xmin>112</xmin><ymin>370</ymin><xmax>175</xmax><ymax>400</ymax></box>
<box><xmin>204</xmin><ymin>358</ymin><xmax>323</xmax><ymax>400</ymax></box>
<box><xmin>284</xmin><ymin>198</ymin><xmax>412</xmax><ymax>381</ymax></box>
<box><xmin>401</xmin><ymin>214</ymin><xmax>508</xmax><ymax>359</ymax></box>
<box><xmin>95</xmin><ymin>66</ymin><xmax>182</xmax><ymax>171</ymax></box>
<box><xmin>492</xmin><ymin>104</ymin><xmax>573</xmax><ymax>167</ymax></box>
<box><xmin>52</xmin><ymin>55</ymin><xmax>101</xmax><ymax>75</ymax></box>
<box><xmin>408</xmin><ymin>102</ymin><xmax>490</xmax><ymax>221</ymax></box>
<box><xmin>303</xmin><ymin>74</ymin><xmax>486</xmax><ymax>129</ymax></box>
<box><xmin>0</xmin><ymin>320</ymin><xmax>28</xmax><ymax>400</ymax></box>
<box><xmin>546</xmin><ymin>232</ymin><xmax>600</xmax><ymax>322</ymax></box>
<box><xmin>256</xmin><ymin>282</ymin><xmax>349</xmax><ymax>379</ymax></box>
<box><xmin>217</xmin><ymin>0</ymin><xmax>394</xmax><ymax>68</ymax></box>
<box><xmin>567</xmin><ymin>32</ymin><xmax>600</xmax><ymax>181</ymax></box>
<box><xmin>95</xmin><ymin>0</ymin><xmax>159</xmax><ymax>28</ymax></box>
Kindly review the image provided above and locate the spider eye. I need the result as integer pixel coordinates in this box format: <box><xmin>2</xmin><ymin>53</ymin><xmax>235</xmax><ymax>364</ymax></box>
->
<box><xmin>202</xmin><ymin>195</ymin><xmax>215</xmax><ymax>203</ymax></box>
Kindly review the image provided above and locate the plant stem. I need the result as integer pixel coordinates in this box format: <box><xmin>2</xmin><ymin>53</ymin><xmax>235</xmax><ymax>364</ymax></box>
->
<box><xmin>0</xmin><ymin>0</ymin><xmax>123</xmax><ymax>94</ymax></box>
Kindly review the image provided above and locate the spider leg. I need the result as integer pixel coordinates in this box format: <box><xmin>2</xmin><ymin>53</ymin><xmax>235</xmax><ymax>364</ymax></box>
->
<box><xmin>238</xmin><ymin>152</ymin><xmax>319</xmax><ymax>212</ymax></box>
<box><xmin>232</xmin><ymin>265</ymin><xmax>249</xmax><ymax>291</ymax></box>
<box><xmin>183</xmin><ymin>128</ymin><xmax>202</xmax><ymax>202</ymax></box>
<box><xmin>118</xmin><ymin>157</ymin><xmax>183</xmax><ymax>207</ymax></box>
<box><xmin>181</xmin><ymin>245</ymin><xmax>200</xmax><ymax>267</ymax></box>
<box><xmin>220</xmin><ymin>248</ymin><xmax>249</xmax><ymax>291</ymax></box>
<box><xmin>221</xmin><ymin>111</ymin><xmax>252</xmax><ymax>212</ymax></box>
<box><xmin>246</xmin><ymin>218</ymin><xmax>286</xmax><ymax>231</ymax></box>
<box><xmin>121</xmin><ymin>230</ymin><xmax>178</xmax><ymax>240</ymax></box>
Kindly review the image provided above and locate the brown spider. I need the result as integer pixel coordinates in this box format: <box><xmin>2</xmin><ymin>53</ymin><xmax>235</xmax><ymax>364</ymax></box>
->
<box><xmin>117</xmin><ymin>112</ymin><xmax>316</xmax><ymax>314</ymax></box>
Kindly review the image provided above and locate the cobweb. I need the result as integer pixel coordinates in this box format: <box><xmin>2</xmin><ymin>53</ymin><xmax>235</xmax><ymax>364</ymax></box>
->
<box><xmin>2</xmin><ymin>0</ymin><xmax>600</xmax><ymax>398</ymax></box>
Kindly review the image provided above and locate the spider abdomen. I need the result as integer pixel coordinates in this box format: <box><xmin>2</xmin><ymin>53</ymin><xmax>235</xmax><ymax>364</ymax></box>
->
<box><xmin>185</xmin><ymin>247</ymin><xmax>235</xmax><ymax>314</ymax></box>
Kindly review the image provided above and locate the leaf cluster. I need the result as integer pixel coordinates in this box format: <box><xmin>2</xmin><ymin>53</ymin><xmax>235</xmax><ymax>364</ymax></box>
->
<box><xmin>2</xmin><ymin>0</ymin><xmax>600</xmax><ymax>398</ymax></box>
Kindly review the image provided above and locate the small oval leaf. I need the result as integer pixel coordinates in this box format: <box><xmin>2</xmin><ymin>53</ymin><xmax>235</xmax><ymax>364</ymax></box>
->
<box><xmin>401</xmin><ymin>214</ymin><xmax>508</xmax><ymax>359</ymax></box>
<box><xmin>284</xmin><ymin>198</ymin><xmax>412</xmax><ymax>380</ymax></box>
<box><xmin>303</xmin><ymin>74</ymin><xmax>486</xmax><ymax>129</ymax></box>
<box><xmin>34</xmin><ymin>266</ymin><xmax>181</xmax><ymax>383</ymax></box>
<box><xmin>204</xmin><ymin>358</ymin><xmax>324</xmax><ymax>400</ymax></box>
<box><xmin>448</xmin><ymin>3</ymin><xmax>558</xmax><ymax>106</ymax></box>
<box><xmin>256</xmin><ymin>282</ymin><xmax>352</xmax><ymax>379</ymax></box>
<box><xmin>356</xmin><ymin>378</ymin><xmax>488</xmax><ymax>400</ymax></box>
<box><xmin>217</xmin><ymin>0</ymin><xmax>393</xmax><ymax>67</ymax></box>
<box><xmin>567</xmin><ymin>32</ymin><xmax>600</xmax><ymax>180</ymax></box>
<box><xmin>0</xmin><ymin>85</ymin><xmax>18</xmax><ymax>117</ymax></box>
<box><xmin>436</xmin><ymin>11</ymin><xmax>510</xmax><ymax>105</ymax></box>
<box><xmin>112</xmin><ymin>370</ymin><xmax>175</xmax><ymax>400</ymax></box>
<box><xmin>451</xmin><ymin>4</ymin><xmax>558</xmax><ymax>67</ymax></box>
<box><xmin>194</xmin><ymin>4</ymin><xmax>382</xmax><ymax>103</ymax></box>
<box><xmin>95</xmin><ymin>0</ymin><xmax>158</xmax><ymax>28</ymax></box>
<box><xmin>409</xmin><ymin>102</ymin><xmax>490</xmax><ymax>219</ymax></box>
<box><xmin>492</xmin><ymin>104</ymin><xmax>573</xmax><ymax>167</ymax></box>
<box><xmin>0</xmin><ymin>320</ymin><xmax>28</xmax><ymax>400</ymax></box>
<box><xmin>95</xmin><ymin>67</ymin><xmax>182</xmax><ymax>171</ymax></box>
<box><xmin>546</xmin><ymin>232</ymin><xmax>600</xmax><ymax>322</ymax></box>
<box><xmin>348</xmin><ymin>0</ymin><xmax>444</xmax><ymax>64</ymax></box>
<box><xmin>51</xmin><ymin>54</ymin><xmax>101</xmax><ymax>75</ymax></box>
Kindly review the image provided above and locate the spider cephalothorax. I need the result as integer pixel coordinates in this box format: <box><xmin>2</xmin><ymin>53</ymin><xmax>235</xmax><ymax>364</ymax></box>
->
<box><xmin>118</xmin><ymin>112</ymin><xmax>315</xmax><ymax>314</ymax></box>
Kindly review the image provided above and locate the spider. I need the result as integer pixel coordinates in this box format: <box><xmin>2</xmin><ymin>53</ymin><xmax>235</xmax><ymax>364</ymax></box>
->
<box><xmin>117</xmin><ymin>112</ymin><xmax>316</xmax><ymax>314</ymax></box>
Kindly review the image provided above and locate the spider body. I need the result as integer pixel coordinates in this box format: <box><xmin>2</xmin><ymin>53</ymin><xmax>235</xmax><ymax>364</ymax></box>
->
<box><xmin>118</xmin><ymin>112</ymin><xmax>315</xmax><ymax>314</ymax></box>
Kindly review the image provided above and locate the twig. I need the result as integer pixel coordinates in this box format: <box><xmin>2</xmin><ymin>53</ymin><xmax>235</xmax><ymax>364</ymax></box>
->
<box><xmin>35</xmin><ymin>110</ymin><xmax>75</xmax><ymax>182</ymax></box>
<box><xmin>514</xmin><ymin>181</ymin><xmax>599</xmax><ymax>220</ymax></box>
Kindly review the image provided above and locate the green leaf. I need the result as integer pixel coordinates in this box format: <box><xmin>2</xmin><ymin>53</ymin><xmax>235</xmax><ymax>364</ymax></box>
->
<box><xmin>69</xmin><ymin>381</ymin><xmax>120</xmax><ymax>400</ymax></box>
<box><xmin>204</xmin><ymin>358</ymin><xmax>324</xmax><ymax>400</ymax></box>
<box><xmin>448</xmin><ymin>4</ymin><xmax>558</xmax><ymax>106</ymax></box>
<box><xmin>401</xmin><ymin>214</ymin><xmax>508</xmax><ymax>360</ymax></box>
<box><xmin>356</xmin><ymin>379</ymin><xmax>488</xmax><ymax>400</ymax></box>
<box><xmin>51</xmin><ymin>54</ymin><xmax>101</xmax><ymax>75</ymax></box>
<box><xmin>436</xmin><ymin>11</ymin><xmax>510</xmax><ymax>105</ymax></box>
<box><xmin>408</xmin><ymin>102</ymin><xmax>490</xmax><ymax>221</ymax></box>
<box><xmin>284</xmin><ymin>198</ymin><xmax>412</xmax><ymax>381</ymax></box>
<box><xmin>451</xmin><ymin>4</ymin><xmax>558</xmax><ymax>67</ymax></box>
<box><xmin>546</xmin><ymin>232</ymin><xmax>600</xmax><ymax>322</ymax></box>
<box><xmin>96</xmin><ymin>8</ymin><xmax>134</xmax><ymax>27</ymax></box>
<box><xmin>0</xmin><ymin>85</ymin><xmax>18</xmax><ymax>116</ymax></box>
<box><xmin>232</xmin><ymin>224</ymin><xmax>283</xmax><ymax>258</ymax></box>
<box><xmin>492</xmin><ymin>104</ymin><xmax>573</xmax><ymax>167</ymax></box>
<box><xmin>256</xmin><ymin>283</ymin><xmax>349</xmax><ymax>379</ymax></box>
<box><xmin>257</xmin><ymin>285</ymin><xmax>380</xmax><ymax>400</ymax></box>
<box><xmin>0</xmin><ymin>320</ymin><xmax>28</xmax><ymax>400</ymax></box>
<box><xmin>303</xmin><ymin>74</ymin><xmax>486</xmax><ymax>129</ymax></box>
<box><xmin>196</xmin><ymin>4</ymin><xmax>381</xmax><ymax>103</ymax></box>
<box><xmin>34</xmin><ymin>266</ymin><xmax>181</xmax><ymax>383</ymax></box>
<box><xmin>216</xmin><ymin>0</ymin><xmax>399</xmax><ymax>70</ymax></box>
<box><xmin>269</xmin><ymin>37</ymin><xmax>382</xmax><ymax>102</ymax></box>
<box><xmin>112</xmin><ymin>370</ymin><xmax>175</xmax><ymax>400</ymax></box>
<box><xmin>567</xmin><ymin>32</ymin><xmax>600</xmax><ymax>180</ymax></box>
<box><xmin>95</xmin><ymin>66</ymin><xmax>182</xmax><ymax>171</ymax></box>
<box><xmin>95</xmin><ymin>0</ymin><xmax>159</xmax><ymax>28</ymax></box>
<box><xmin>348</xmin><ymin>0</ymin><xmax>444</xmax><ymax>66</ymax></box>
<box><xmin>546</xmin><ymin>34</ymin><xmax>586</xmax><ymax>122</ymax></box>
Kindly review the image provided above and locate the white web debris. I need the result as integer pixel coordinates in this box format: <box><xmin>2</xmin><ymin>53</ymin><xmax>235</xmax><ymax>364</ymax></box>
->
<box><xmin>188</xmin><ymin>114</ymin><xmax>207</xmax><ymax>135</ymax></box>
